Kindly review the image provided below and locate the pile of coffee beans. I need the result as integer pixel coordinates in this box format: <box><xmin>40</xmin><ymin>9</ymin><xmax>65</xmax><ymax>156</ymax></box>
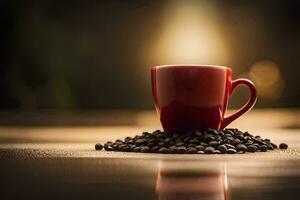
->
<box><xmin>95</xmin><ymin>128</ymin><xmax>288</xmax><ymax>154</ymax></box>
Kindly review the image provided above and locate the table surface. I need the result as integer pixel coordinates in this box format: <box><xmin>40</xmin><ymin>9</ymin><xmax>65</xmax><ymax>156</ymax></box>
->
<box><xmin>1</xmin><ymin>109</ymin><xmax>300</xmax><ymax>200</ymax></box>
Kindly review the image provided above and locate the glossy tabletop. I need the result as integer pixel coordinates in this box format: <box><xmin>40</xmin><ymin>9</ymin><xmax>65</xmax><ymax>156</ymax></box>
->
<box><xmin>0</xmin><ymin>109</ymin><xmax>300</xmax><ymax>200</ymax></box>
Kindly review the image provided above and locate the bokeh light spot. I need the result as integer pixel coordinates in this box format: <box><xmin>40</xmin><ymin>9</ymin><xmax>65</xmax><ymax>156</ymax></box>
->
<box><xmin>249</xmin><ymin>60</ymin><xmax>285</xmax><ymax>101</ymax></box>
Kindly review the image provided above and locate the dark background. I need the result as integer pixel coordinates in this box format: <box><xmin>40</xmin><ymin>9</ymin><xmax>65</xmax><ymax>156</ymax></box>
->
<box><xmin>1</xmin><ymin>0</ymin><xmax>299</xmax><ymax>111</ymax></box>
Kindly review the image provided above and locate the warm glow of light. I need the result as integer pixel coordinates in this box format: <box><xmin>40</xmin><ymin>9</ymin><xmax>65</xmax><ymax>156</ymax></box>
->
<box><xmin>154</xmin><ymin>1</ymin><xmax>227</xmax><ymax>64</ymax></box>
<box><xmin>224</xmin><ymin>165</ymin><xmax>228</xmax><ymax>191</ymax></box>
<box><xmin>249</xmin><ymin>60</ymin><xmax>285</xmax><ymax>101</ymax></box>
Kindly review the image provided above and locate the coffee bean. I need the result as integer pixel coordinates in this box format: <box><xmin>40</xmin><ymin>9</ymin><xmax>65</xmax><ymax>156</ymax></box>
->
<box><xmin>118</xmin><ymin>144</ymin><xmax>126</xmax><ymax>149</ymax></box>
<box><xmin>218</xmin><ymin>130</ymin><xmax>225</xmax><ymax>136</ymax></box>
<box><xmin>216</xmin><ymin>136</ymin><xmax>223</xmax><ymax>142</ymax></box>
<box><xmin>208</xmin><ymin>136</ymin><xmax>216</xmax><ymax>141</ymax></box>
<box><xmin>183</xmin><ymin>137</ymin><xmax>191</xmax><ymax>143</ymax></box>
<box><xmin>187</xmin><ymin>147</ymin><xmax>197</xmax><ymax>154</ymax></box>
<box><xmin>200</xmin><ymin>142</ymin><xmax>209</xmax><ymax>147</ymax></box>
<box><xmin>142</xmin><ymin>132</ymin><xmax>151</xmax><ymax>137</ymax></box>
<box><xmin>195</xmin><ymin>131</ymin><xmax>202</xmax><ymax>137</ymax></box>
<box><xmin>196</xmin><ymin>145</ymin><xmax>205</xmax><ymax>151</ymax></box>
<box><xmin>124</xmin><ymin>139</ymin><xmax>134</xmax><ymax>144</ymax></box>
<box><xmin>245</xmin><ymin>140</ymin><xmax>254</xmax><ymax>146</ymax></box>
<box><xmin>158</xmin><ymin>138</ymin><xmax>165</xmax><ymax>143</ymax></box>
<box><xmin>136</xmin><ymin>138</ymin><xmax>147</xmax><ymax>145</ymax></box>
<box><xmin>141</xmin><ymin>146</ymin><xmax>151</xmax><ymax>153</ymax></box>
<box><xmin>148</xmin><ymin>143</ymin><xmax>156</xmax><ymax>148</ymax></box>
<box><xmin>225</xmin><ymin>144</ymin><xmax>236</xmax><ymax>150</ymax></box>
<box><xmin>264</xmin><ymin>139</ymin><xmax>271</xmax><ymax>142</ymax></box>
<box><xmin>159</xmin><ymin>147</ymin><xmax>169</xmax><ymax>154</ymax></box>
<box><xmin>133</xmin><ymin>146</ymin><xmax>141</xmax><ymax>152</ymax></box>
<box><xmin>225</xmin><ymin>130</ymin><xmax>235</xmax><ymax>136</ymax></box>
<box><xmin>106</xmin><ymin>141</ymin><xmax>113</xmax><ymax>145</ymax></box>
<box><xmin>189</xmin><ymin>138</ymin><xmax>199</xmax><ymax>144</ymax></box>
<box><xmin>218</xmin><ymin>145</ymin><xmax>227</xmax><ymax>154</ymax></box>
<box><xmin>114</xmin><ymin>141</ymin><xmax>123</xmax><ymax>146</ymax></box>
<box><xmin>176</xmin><ymin>142</ymin><xmax>185</xmax><ymax>147</ymax></box>
<box><xmin>237</xmin><ymin>132</ymin><xmax>245</xmax><ymax>138</ymax></box>
<box><xmin>267</xmin><ymin>144</ymin><xmax>274</xmax><ymax>150</ymax></box>
<box><xmin>187</xmin><ymin>143</ymin><xmax>196</xmax><ymax>148</ymax></box>
<box><xmin>148</xmin><ymin>138</ymin><xmax>157</xmax><ymax>144</ymax></box>
<box><xmin>157</xmin><ymin>133</ymin><xmax>167</xmax><ymax>139</ymax></box>
<box><xmin>134</xmin><ymin>135</ymin><xmax>141</xmax><ymax>139</ymax></box>
<box><xmin>213</xmin><ymin>150</ymin><xmax>221</xmax><ymax>154</ymax></box>
<box><xmin>202</xmin><ymin>137</ymin><xmax>210</xmax><ymax>143</ymax></box>
<box><xmin>225</xmin><ymin>128</ymin><xmax>237</xmax><ymax>132</ymax></box>
<box><xmin>243</xmin><ymin>136</ymin><xmax>249</xmax><ymax>141</ymax></box>
<box><xmin>204</xmin><ymin>147</ymin><xmax>215</xmax><ymax>154</ymax></box>
<box><xmin>112</xmin><ymin>144</ymin><xmax>119</xmax><ymax>151</ymax></box>
<box><xmin>169</xmin><ymin>146</ymin><xmax>178</xmax><ymax>154</ymax></box>
<box><xmin>271</xmin><ymin>143</ymin><xmax>278</xmax><ymax>149</ymax></box>
<box><xmin>95</xmin><ymin>143</ymin><xmax>103</xmax><ymax>151</ymax></box>
<box><xmin>236</xmin><ymin>144</ymin><xmax>247</xmax><ymax>152</ymax></box>
<box><xmin>125</xmin><ymin>137</ymin><xmax>132</xmax><ymax>142</ymax></box>
<box><xmin>254</xmin><ymin>138</ymin><xmax>265</xmax><ymax>145</ymax></box>
<box><xmin>227</xmin><ymin>149</ymin><xmax>237</xmax><ymax>154</ymax></box>
<box><xmin>153</xmin><ymin>130</ymin><xmax>161</xmax><ymax>135</ymax></box>
<box><xmin>259</xmin><ymin>145</ymin><xmax>268</xmax><ymax>152</ymax></box>
<box><xmin>119</xmin><ymin>144</ymin><xmax>130</xmax><ymax>152</ymax></box>
<box><xmin>279</xmin><ymin>143</ymin><xmax>288</xmax><ymax>149</ymax></box>
<box><xmin>210</xmin><ymin>129</ymin><xmax>219</xmax><ymax>135</ymax></box>
<box><xmin>209</xmin><ymin>141</ymin><xmax>219</xmax><ymax>147</ymax></box>
<box><xmin>233</xmin><ymin>139</ymin><xmax>242</xmax><ymax>145</ymax></box>
<box><xmin>104</xmin><ymin>143</ymin><xmax>113</xmax><ymax>151</ymax></box>
<box><xmin>158</xmin><ymin>142</ymin><xmax>166</xmax><ymax>147</ymax></box>
<box><xmin>243</xmin><ymin>131</ymin><xmax>253</xmax><ymax>137</ymax></box>
<box><xmin>252</xmin><ymin>143</ymin><xmax>259</xmax><ymax>147</ymax></box>
<box><xmin>164</xmin><ymin>137</ymin><xmax>173</xmax><ymax>143</ymax></box>
<box><xmin>175</xmin><ymin>138</ymin><xmax>182</xmax><ymax>143</ymax></box>
<box><xmin>151</xmin><ymin>146</ymin><xmax>160</xmax><ymax>153</ymax></box>
<box><xmin>177</xmin><ymin>146</ymin><xmax>187</xmax><ymax>154</ymax></box>
<box><xmin>247</xmin><ymin>145</ymin><xmax>257</xmax><ymax>152</ymax></box>
<box><xmin>98</xmin><ymin>128</ymin><xmax>287</xmax><ymax>155</ymax></box>
<box><xmin>129</xmin><ymin>144</ymin><xmax>136</xmax><ymax>150</ymax></box>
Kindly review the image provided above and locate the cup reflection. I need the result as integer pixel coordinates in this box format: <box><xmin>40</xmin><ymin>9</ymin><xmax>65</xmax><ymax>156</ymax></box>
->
<box><xmin>156</xmin><ymin>162</ymin><xmax>229</xmax><ymax>200</ymax></box>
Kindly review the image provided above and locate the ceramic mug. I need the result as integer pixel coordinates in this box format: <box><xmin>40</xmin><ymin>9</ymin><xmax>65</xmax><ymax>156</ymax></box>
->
<box><xmin>151</xmin><ymin>65</ymin><xmax>257</xmax><ymax>133</ymax></box>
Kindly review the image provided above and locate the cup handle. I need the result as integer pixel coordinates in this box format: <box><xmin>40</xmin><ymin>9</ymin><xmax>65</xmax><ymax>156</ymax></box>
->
<box><xmin>220</xmin><ymin>78</ymin><xmax>257</xmax><ymax>129</ymax></box>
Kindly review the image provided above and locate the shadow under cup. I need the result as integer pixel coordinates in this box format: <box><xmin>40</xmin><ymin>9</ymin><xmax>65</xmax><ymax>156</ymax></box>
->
<box><xmin>151</xmin><ymin>65</ymin><xmax>256</xmax><ymax>133</ymax></box>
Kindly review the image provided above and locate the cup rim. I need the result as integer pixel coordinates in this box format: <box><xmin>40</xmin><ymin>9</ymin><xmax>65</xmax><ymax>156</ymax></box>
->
<box><xmin>152</xmin><ymin>64</ymin><xmax>228</xmax><ymax>70</ymax></box>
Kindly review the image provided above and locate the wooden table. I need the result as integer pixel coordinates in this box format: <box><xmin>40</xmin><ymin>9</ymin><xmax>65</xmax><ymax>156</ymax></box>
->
<box><xmin>0</xmin><ymin>109</ymin><xmax>300</xmax><ymax>200</ymax></box>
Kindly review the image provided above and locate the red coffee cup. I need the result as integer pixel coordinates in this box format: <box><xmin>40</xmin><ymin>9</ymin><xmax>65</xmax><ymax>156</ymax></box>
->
<box><xmin>151</xmin><ymin>65</ymin><xmax>257</xmax><ymax>132</ymax></box>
